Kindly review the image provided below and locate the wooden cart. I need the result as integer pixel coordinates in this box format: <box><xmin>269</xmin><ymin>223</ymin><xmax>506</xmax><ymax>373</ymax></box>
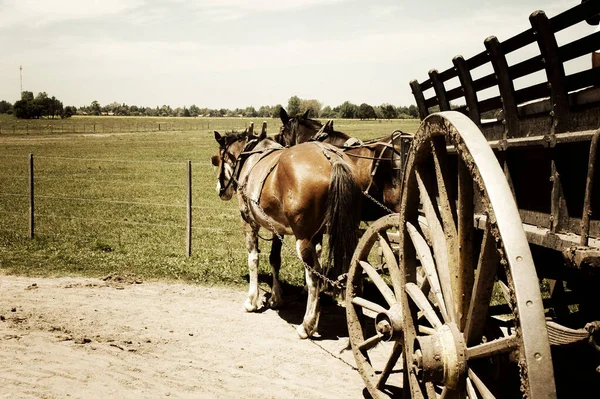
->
<box><xmin>345</xmin><ymin>2</ymin><xmax>600</xmax><ymax>398</ymax></box>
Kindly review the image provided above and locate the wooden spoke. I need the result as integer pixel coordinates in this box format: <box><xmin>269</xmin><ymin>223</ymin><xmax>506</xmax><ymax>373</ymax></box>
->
<box><xmin>426</xmin><ymin>382</ymin><xmax>438</xmax><ymax>398</ymax></box>
<box><xmin>351</xmin><ymin>296</ymin><xmax>387</xmax><ymax>315</ymax></box>
<box><xmin>466</xmin><ymin>335</ymin><xmax>519</xmax><ymax>360</ymax></box>
<box><xmin>457</xmin><ymin>157</ymin><xmax>475</xmax><ymax>331</ymax></box>
<box><xmin>376</xmin><ymin>341</ymin><xmax>403</xmax><ymax>389</ymax></box>
<box><xmin>466</xmin><ymin>378</ymin><xmax>478</xmax><ymax>399</ymax></box>
<box><xmin>418</xmin><ymin>325</ymin><xmax>436</xmax><ymax>335</ymax></box>
<box><xmin>409</xmin><ymin>369</ymin><xmax>426</xmax><ymax>399</ymax></box>
<box><xmin>464</xmin><ymin>224</ymin><xmax>500</xmax><ymax>345</ymax></box>
<box><xmin>406</xmin><ymin>221</ymin><xmax>449</xmax><ymax>323</ymax></box>
<box><xmin>431</xmin><ymin>136</ymin><xmax>458</xmax><ymax>240</ymax></box>
<box><xmin>358</xmin><ymin>333</ymin><xmax>384</xmax><ymax>352</ymax></box>
<box><xmin>359</xmin><ymin>261</ymin><xmax>396</xmax><ymax>306</ymax></box>
<box><xmin>405</xmin><ymin>283</ymin><xmax>443</xmax><ymax>329</ymax></box>
<box><xmin>415</xmin><ymin>169</ymin><xmax>456</xmax><ymax>322</ymax></box>
<box><xmin>440</xmin><ymin>386</ymin><xmax>463</xmax><ymax>399</ymax></box>
<box><xmin>468</xmin><ymin>369</ymin><xmax>496</xmax><ymax>399</ymax></box>
<box><xmin>377</xmin><ymin>233</ymin><xmax>403</xmax><ymax>295</ymax></box>
<box><xmin>498</xmin><ymin>280</ymin><xmax>512</xmax><ymax>310</ymax></box>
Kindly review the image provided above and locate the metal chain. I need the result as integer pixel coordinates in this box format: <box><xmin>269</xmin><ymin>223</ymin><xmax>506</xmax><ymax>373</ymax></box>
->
<box><xmin>362</xmin><ymin>190</ymin><xmax>395</xmax><ymax>215</ymax></box>
<box><xmin>238</xmin><ymin>186</ymin><xmax>347</xmax><ymax>289</ymax></box>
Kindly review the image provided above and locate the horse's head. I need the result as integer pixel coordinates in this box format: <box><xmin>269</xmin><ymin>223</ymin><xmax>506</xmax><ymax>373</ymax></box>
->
<box><xmin>211</xmin><ymin>123</ymin><xmax>274</xmax><ymax>200</ymax></box>
<box><xmin>211</xmin><ymin>130</ymin><xmax>249</xmax><ymax>201</ymax></box>
<box><xmin>278</xmin><ymin>107</ymin><xmax>320</xmax><ymax>146</ymax></box>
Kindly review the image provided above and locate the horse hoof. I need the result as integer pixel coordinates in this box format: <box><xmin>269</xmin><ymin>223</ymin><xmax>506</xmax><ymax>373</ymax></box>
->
<box><xmin>296</xmin><ymin>325</ymin><xmax>309</xmax><ymax>339</ymax></box>
<box><xmin>243</xmin><ymin>299</ymin><xmax>258</xmax><ymax>312</ymax></box>
<box><xmin>268</xmin><ymin>296</ymin><xmax>283</xmax><ymax>309</ymax></box>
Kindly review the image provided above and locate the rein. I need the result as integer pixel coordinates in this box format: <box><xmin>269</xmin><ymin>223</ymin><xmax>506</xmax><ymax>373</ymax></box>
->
<box><xmin>218</xmin><ymin>138</ymin><xmax>262</xmax><ymax>195</ymax></box>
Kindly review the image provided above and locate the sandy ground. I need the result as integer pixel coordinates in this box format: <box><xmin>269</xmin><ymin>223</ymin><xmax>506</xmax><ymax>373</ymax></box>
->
<box><xmin>0</xmin><ymin>275</ymin><xmax>367</xmax><ymax>399</ymax></box>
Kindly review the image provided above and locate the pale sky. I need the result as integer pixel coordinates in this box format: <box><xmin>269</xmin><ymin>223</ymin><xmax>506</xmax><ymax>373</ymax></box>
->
<box><xmin>0</xmin><ymin>0</ymin><xmax>593</xmax><ymax>109</ymax></box>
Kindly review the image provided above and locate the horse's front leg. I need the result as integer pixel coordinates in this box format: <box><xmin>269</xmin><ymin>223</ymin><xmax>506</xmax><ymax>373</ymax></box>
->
<box><xmin>268</xmin><ymin>234</ymin><xmax>283</xmax><ymax>309</ymax></box>
<box><xmin>243</xmin><ymin>227</ymin><xmax>261</xmax><ymax>312</ymax></box>
<box><xmin>295</xmin><ymin>237</ymin><xmax>321</xmax><ymax>339</ymax></box>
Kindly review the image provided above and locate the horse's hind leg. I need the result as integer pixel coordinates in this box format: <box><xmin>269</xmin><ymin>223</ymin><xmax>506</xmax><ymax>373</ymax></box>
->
<box><xmin>295</xmin><ymin>237</ymin><xmax>321</xmax><ymax>339</ymax></box>
<box><xmin>268</xmin><ymin>234</ymin><xmax>283</xmax><ymax>309</ymax></box>
<box><xmin>243</xmin><ymin>228</ymin><xmax>261</xmax><ymax>312</ymax></box>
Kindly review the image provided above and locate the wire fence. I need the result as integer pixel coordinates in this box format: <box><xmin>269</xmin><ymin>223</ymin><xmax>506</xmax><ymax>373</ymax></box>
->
<box><xmin>0</xmin><ymin>118</ymin><xmax>269</xmax><ymax>136</ymax></box>
<box><xmin>0</xmin><ymin>153</ymin><xmax>246</xmax><ymax>257</ymax></box>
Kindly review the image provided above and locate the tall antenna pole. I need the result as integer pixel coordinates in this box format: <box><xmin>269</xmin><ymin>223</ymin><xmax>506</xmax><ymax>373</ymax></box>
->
<box><xmin>20</xmin><ymin>65</ymin><xmax>23</xmax><ymax>96</ymax></box>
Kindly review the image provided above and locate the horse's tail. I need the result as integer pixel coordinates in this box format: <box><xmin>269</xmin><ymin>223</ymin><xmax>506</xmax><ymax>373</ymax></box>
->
<box><xmin>325</xmin><ymin>160</ymin><xmax>362</xmax><ymax>279</ymax></box>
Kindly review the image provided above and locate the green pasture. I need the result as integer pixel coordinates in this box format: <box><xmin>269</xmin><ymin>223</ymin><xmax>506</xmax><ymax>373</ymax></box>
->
<box><xmin>0</xmin><ymin>116</ymin><xmax>419</xmax><ymax>287</ymax></box>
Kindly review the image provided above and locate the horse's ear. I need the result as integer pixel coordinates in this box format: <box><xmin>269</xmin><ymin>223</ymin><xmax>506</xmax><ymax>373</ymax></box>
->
<box><xmin>211</xmin><ymin>155</ymin><xmax>219</xmax><ymax>166</ymax></box>
<box><xmin>326</xmin><ymin>119</ymin><xmax>334</xmax><ymax>131</ymax></box>
<box><xmin>279</xmin><ymin>107</ymin><xmax>289</xmax><ymax>124</ymax></box>
<box><xmin>259</xmin><ymin>121</ymin><xmax>267</xmax><ymax>140</ymax></box>
<box><xmin>248</xmin><ymin>122</ymin><xmax>254</xmax><ymax>136</ymax></box>
<box><xmin>214</xmin><ymin>131</ymin><xmax>224</xmax><ymax>146</ymax></box>
<box><xmin>302</xmin><ymin>109</ymin><xmax>310</xmax><ymax>119</ymax></box>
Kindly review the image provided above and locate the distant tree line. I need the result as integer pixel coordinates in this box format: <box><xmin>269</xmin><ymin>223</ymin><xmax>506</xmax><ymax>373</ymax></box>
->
<box><xmin>0</xmin><ymin>91</ymin><xmax>77</xmax><ymax>119</ymax></box>
<box><xmin>73</xmin><ymin>97</ymin><xmax>420</xmax><ymax>119</ymax></box>
<box><xmin>0</xmin><ymin>94</ymin><xmax>420</xmax><ymax>120</ymax></box>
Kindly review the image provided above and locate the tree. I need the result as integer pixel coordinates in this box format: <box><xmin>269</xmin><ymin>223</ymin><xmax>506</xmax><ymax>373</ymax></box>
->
<box><xmin>287</xmin><ymin>95</ymin><xmax>302</xmax><ymax>117</ymax></box>
<box><xmin>380</xmin><ymin>103</ymin><xmax>397</xmax><ymax>119</ymax></box>
<box><xmin>62</xmin><ymin>106</ymin><xmax>77</xmax><ymax>118</ymax></box>
<box><xmin>244</xmin><ymin>106</ymin><xmax>258</xmax><ymax>117</ymax></box>
<box><xmin>0</xmin><ymin>100</ymin><xmax>13</xmax><ymax>114</ymax></box>
<box><xmin>338</xmin><ymin>101</ymin><xmax>359</xmax><ymax>119</ymax></box>
<box><xmin>21</xmin><ymin>91</ymin><xmax>34</xmax><ymax>102</ymax></box>
<box><xmin>257</xmin><ymin>105</ymin><xmax>272</xmax><ymax>118</ymax></box>
<box><xmin>358</xmin><ymin>103</ymin><xmax>377</xmax><ymax>120</ymax></box>
<box><xmin>300</xmin><ymin>99</ymin><xmax>321</xmax><ymax>118</ymax></box>
<box><xmin>90</xmin><ymin>101</ymin><xmax>101</xmax><ymax>116</ymax></box>
<box><xmin>407</xmin><ymin>105</ymin><xmax>419</xmax><ymax>118</ymax></box>
<box><xmin>271</xmin><ymin>104</ymin><xmax>283</xmax><ymax>118</ymax></box>
<box><xmin>320</xmin><ymin>105</ymin><xmax>337</xmax><ymax>118</ymax></box>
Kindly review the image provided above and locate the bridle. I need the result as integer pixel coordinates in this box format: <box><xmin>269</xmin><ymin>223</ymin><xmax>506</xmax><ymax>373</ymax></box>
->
<box><xmin>217</xmin><ymin>136</ymin><xmax>259</xmax><ymax>196</ymax></box>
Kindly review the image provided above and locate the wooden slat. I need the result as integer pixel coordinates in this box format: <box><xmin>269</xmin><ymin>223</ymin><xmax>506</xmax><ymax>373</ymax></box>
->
<box><xmin>501</xmin><ymin>29</ymin><xmax>536</xmax><ymax>54</ymax></box>
<box><xmin>439</xmin><ymin>67</ymin><xmax>458</xmax><ymax>82</ymax></box>
<box><xmin>566</xmin><ymin>68</ymin><xmax>600</xmax><ymax>92</ymax></box>
<box><xmin>485</xmin><ymin>36</ymin><xmax>519</xmax><ymax>139</ymax></box>
<box><xmin>559</xmin><ymin>31</ymin><xmax>600</xmax><ymax>63</ymax></box>
<box><xmin>430</xmin><ymin>69</ymin><xmax>451</xmax><ymax>111</ymax></box>
<box><xmin>550</xmin><ymin>1</ymin><xmax>600</xmax><ymax>32</ymax></box>
<box><xmin>410</xmin><ymin>79</ymin><xmax>429</xmax><ymax>120</ymax></box>
<box><xmin>530</xmin><ymin>10</ymin><xmax>570</xmax><ymax>133</ymax></box>
<box><xmin>446</xmin><ymin>86</ymin><xmax>464</xmax><ymax>102</ymax></box>
<box><xmin>472</xmin><ymin>73</ymin><xmax>497</xmax><ymax>93</ymax></box>
<box><xmin>453</xmin><ymin>55</ymin><xmax>481</xmax><ymax>124</ymax></box>
<box><xmin>509</xmin><ymin>55</ymin><xmax>544</xmax><ymax>81</ymax></box>
<box><xmin>465</xmin><ymin>50</ymin><xmax>489</xmax><ymax>70</ymax></box>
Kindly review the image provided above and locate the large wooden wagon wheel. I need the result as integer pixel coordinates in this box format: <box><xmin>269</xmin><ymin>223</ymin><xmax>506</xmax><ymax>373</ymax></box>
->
<box><xmin>347</xmin><ymin>213</ymin><xmax>405</xmax><ymax>398</ymax></box>
<box><xmin>399</xmin><ymin>111</ymin><xmax>555</xmax><ymax>398</ymax></box>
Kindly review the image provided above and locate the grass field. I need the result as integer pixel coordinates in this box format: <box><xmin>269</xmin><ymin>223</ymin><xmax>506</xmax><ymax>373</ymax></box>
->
<box><xmin>0</xmin><ymin>115</ymin><xmax>420</xmax><ymax>288</ymax></box>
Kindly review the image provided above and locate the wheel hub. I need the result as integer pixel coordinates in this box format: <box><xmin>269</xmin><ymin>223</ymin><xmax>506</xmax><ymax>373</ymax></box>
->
<box><xmin>411</xmin><ymin>323</ymin><xmax>466</xmax><ymax>390</ymax></box>
<box><xmin>375</xmin><ymin>303</ymin><xmax>403</xmax><ymax>341</ymax></box>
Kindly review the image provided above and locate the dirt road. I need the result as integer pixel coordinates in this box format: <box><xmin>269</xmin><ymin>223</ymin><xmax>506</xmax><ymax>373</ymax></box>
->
<box><xmin>0</xmin><ymin>275</ymin><xmax>366</xmax><ymax>398</ymax></box>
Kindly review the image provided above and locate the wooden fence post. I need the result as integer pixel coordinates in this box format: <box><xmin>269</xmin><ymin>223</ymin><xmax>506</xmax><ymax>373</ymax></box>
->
<box><xmin>186</xmin><ymin>160</ymin><xmax>192</xmax><ymax>257</ymax></box>
<box><xmin>29</xmin><ymin>153</ymin><xmax>34</xmax><ymax>239</ymax></box>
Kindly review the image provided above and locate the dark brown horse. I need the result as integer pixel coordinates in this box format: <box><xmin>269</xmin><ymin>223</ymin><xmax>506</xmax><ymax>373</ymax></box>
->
<box><xmin>211</xmin><ymin>124</ymin><xmax>361</xmax><ymax>338</ymax></box>
<box><xmin>276</xmin><ymin>107</ymin><xmax>411</xmax><ymax>220</ymax></box>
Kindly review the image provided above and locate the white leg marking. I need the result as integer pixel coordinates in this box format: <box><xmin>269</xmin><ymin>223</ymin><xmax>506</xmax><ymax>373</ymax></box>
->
<box><xmin>244</xmin><ymin>232</ymin><xmax>260</xmax><ymax>312</ymax></box>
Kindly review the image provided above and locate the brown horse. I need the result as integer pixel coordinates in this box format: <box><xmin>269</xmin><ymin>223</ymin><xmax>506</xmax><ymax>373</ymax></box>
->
<box><xmin>211</xmin><ymin>125</ymin><xmax>361</xmax><ymax>339</ymax></box>
<box><xmin>276</xmin><ymin>107</ymin><xmax>411</xmax><ymax>220</ymax></box>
